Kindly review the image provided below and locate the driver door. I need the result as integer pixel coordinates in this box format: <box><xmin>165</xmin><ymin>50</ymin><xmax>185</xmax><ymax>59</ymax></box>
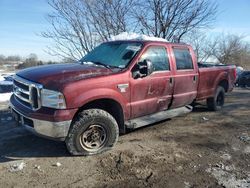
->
<box><xmin>130</xmin><ymin>45</ymin><xmax>173</xmax><ymax>119</ymax></box>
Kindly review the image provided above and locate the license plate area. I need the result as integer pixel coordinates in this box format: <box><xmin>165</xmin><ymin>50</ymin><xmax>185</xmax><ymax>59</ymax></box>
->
<box><xmin>11</xmin><ymin>108</ymin><xmax>34</xmax><ymax>128</ymax></box>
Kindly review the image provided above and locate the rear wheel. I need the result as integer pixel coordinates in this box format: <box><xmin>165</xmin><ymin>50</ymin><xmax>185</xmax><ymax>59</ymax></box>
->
<box><xmin>65</xmin><ymin>109</ymin><xmax>119</xmax><ymax>156</ymax></box>
<box><xmin>207</xmin><ymin>86</ymin><xmax>225</xmax><ymax>111</ymax></box>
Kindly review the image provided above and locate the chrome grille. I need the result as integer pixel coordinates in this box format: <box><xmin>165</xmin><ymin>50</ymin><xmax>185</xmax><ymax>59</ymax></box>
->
<box><xmin>13</xmin><ymin>75</ymin><xmax>42</xmax><ymax>110</ymax></box>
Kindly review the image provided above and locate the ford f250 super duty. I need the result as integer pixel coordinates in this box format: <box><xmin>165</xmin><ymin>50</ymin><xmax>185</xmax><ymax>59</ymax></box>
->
<box><xmin>10</xmin><ymin>40</ymin><xmax>236</xmax><ymax>155</ymax></box>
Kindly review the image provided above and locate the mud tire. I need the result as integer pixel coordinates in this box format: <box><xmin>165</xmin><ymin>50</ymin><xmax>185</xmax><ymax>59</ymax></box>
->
<box><xmin>65</xmin><ymin>109</ymin><xmax>119</xmax><ymax>156</ymax></box>
<box><xmin>207</xmin><ymin>86</ymin><xmax>225</xmax><ymax>111</ymax></box>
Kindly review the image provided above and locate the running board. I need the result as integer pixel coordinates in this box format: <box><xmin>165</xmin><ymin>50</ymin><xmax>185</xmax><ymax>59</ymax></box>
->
<box><xmin>125</xmin><ymin>105</ymin><xmax>193</xmax><ymax>129</ymax></box>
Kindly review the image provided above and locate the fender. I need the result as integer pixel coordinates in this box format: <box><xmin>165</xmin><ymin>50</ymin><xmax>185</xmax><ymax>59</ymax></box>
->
<box><xmin>213</xmin><ymin>70</ymin><xmax>228</xmax><ymax>91</ymax></box>
<box><xmin>68</xmin><ymin>88</ymin><xmax>130</xmax><ymax>120</ymax></box>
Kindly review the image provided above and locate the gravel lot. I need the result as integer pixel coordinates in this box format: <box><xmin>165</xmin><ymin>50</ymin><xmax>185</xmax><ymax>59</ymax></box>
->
<box><xmin>0</xmin><ymin>88</ymin><xmax>249</xmax><ymax>188</ymax></box>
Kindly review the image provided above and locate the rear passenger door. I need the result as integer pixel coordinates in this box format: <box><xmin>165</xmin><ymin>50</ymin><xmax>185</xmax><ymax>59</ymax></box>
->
<box><xmin>170</xmin><ymin>47</ymin><xmax>198</xmax><ymax>108</ymax></box>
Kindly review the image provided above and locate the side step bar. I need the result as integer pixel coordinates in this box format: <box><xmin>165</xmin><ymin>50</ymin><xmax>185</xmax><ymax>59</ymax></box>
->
<box><xmin>125</xmin><ymin>105</ymin><xmax>193</xmax><ymax>129</ymax></box>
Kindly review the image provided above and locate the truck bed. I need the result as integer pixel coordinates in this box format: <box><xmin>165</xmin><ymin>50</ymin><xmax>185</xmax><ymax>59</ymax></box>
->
<box><xmin>196</xmin><ymin>64</ymin><xmax>236</xmax><ymax>101</ymax></box>
<box><xmin>197</xmin><ymin>62</ymin><xmax>229</xmax><ymax>68</ymax></box>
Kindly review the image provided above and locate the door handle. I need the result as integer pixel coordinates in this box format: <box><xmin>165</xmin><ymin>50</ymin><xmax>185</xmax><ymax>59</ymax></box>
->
<box><xmin>169</xmin><ymin>77</ymin><xmax>174</xmax><ymax>86</ymax></box>
<box><xmin>193</xmin><ymin>75</ymin><xmax>197</xmax><ymax>83</ymax></box>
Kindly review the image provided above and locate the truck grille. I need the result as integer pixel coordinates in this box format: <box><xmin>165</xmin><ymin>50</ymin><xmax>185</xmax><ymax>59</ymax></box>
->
<box><xmin>13</xmin><ymin>75</ymin><xmax>42</xmax><ymax>110</ymax></box>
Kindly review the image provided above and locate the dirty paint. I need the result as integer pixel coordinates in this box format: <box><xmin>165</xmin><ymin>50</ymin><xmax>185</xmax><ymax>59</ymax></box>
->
<box><xmin>13</xmin><ymin>41</ymin><xmax>235</xmax><ymax>123</ymax></box>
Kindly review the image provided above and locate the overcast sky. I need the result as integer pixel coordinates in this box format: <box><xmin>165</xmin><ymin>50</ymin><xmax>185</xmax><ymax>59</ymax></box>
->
<box><xmin>0</xmin><ymin>0</ymin><xmax>250</xmax><ymax>61</ymax></box>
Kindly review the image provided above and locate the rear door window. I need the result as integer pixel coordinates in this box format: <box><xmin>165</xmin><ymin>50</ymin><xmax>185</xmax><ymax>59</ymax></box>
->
<box><xmin>173</xmin><ymin>48</ymin><xmax>193</xmax><ymax>70</ymax></box>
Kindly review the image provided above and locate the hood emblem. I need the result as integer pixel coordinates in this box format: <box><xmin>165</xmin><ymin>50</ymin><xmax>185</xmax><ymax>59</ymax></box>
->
<box><xmin>117</xmin><ymin>84</ymin><xmax>129</xmax><ymax>93</ymax></box>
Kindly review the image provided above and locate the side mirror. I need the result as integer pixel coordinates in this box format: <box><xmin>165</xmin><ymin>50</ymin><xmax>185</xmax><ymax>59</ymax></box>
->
<box><xmin>132</xmin><ymin>59</ymin><xmax>154</xmax><ymax>79</ymax></box>
<box><xmin>144</xmin><ymin>59</ymin><xmax>154</xmax><ymax>76</ymax></box>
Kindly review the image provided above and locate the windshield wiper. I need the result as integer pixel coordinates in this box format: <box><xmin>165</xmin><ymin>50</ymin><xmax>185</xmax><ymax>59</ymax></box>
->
<box><xmin>92</xmin><ymin>61</ymin><xmax>112</xmax><ymax>69</ymax></box>
<box><xmin>80</xmin><ymin>60</ymin><xmax>122</xmax><ymax>71</ymax></box>
<box><xmin>91</xmin><ymin>61</ymin><xmax>122</xmax><ymax>71</ymax></box>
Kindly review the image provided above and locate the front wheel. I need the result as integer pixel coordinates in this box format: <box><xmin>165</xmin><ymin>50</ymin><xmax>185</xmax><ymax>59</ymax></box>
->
<box><xmin>207</xmin><ymin>86</ymin><xmax>225</xmax><ymax>111</ymax></box>
<box><xmin>65</xmin><ymin>109</ymin><xmax>119</xmax><ymax>156</ymax></box>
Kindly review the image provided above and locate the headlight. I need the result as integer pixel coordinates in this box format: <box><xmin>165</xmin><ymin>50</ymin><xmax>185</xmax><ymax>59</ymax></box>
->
<box><xmin>41</xmin><ymin>89</ymin><xmax>66</xmax><ymax>109</ymax></box>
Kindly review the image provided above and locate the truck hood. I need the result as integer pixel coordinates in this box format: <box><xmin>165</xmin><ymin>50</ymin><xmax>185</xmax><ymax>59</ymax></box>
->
<box><xmin>16</xmin><ymin>63</ymin><xmax>113</xmax><ymax>90</ymax></box>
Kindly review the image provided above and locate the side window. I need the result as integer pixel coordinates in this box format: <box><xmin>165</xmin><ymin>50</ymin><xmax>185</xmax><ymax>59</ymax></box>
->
<box><xmin>139</xmin><ymin>46</ymin><xmax>169</xmax><ymax>71</ymax></box>
<box><xmin>173</xmin><ymin>48</ymin><xmax>193</xmax><ymax>70</ymax></box>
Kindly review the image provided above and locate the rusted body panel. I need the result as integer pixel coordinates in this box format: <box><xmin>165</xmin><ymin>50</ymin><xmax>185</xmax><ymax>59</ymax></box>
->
<box><xmin>12</xmin><ymin>40</ymin><xmax>236</xmax><ymax>126</ymax></box>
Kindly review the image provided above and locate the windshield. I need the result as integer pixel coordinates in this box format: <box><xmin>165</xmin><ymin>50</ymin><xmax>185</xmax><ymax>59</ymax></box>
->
<box><xmin>80</xmin><ymin>42</ymin><xmax>142</xmax><ymax>69</ymax></box>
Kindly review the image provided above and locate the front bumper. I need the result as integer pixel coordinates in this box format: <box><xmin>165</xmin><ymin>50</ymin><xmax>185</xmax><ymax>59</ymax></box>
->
<box><xmin>10</xmin><ymin>102</ymin><xmax>72</xmax><ymax>141</ymax></box>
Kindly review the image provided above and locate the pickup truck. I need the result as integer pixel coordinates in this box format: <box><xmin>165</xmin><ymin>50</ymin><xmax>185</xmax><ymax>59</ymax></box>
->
<box><xmin>10</xmin><ymin>40</ymin><xmax>236</xmax><ymax>155</ymax></box>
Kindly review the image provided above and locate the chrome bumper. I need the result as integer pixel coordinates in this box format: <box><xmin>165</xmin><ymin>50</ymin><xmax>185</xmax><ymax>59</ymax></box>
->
<box><xmin>10</xmin><ymin>105</ymin><xmax>71</xmax><ymax>141</ymax></box>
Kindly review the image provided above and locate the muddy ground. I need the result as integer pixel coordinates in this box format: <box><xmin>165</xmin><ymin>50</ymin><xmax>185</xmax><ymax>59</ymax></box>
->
<box><xmin>0</xmin><ymin>88</ymin><xmax>249</xmax><ymax>188</ymax></box>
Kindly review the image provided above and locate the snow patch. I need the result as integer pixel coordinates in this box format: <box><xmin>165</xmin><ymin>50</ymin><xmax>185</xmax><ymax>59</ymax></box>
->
<box><xmin>9</xmin><ymin>162</ymin><xmax>26</xmax><ymax>172</ymax></box>
<box><xmin>0</xmin><ymin>80</ymin><xmax>12</xmax><ymax>85</ymax></box>
<box><xmin>202</xmin><ymin>117</ymin><xmax>209</xmax><ymax>121</ymax></box>
<box><xmin>0</xmin><ymin>92</ymin><xmax>12</xmax><ymax>102</ymax></box>
<box><xmin>109</xmin><ymin>32</ymin><xmax>169</xmax><ymax>42</ymax></box>
<box><xmin>0</xmin><ymin>75</ymin><xmax>4</xmax><ymax>82</ymax></box>
<box><xmin>207</xmin><ymin>164</ymin><xmax>250</xmax><ymax>188</ymax></box>
<box><xmin>0</xmin><ymin>73</ymin><xmax>14</xmax><ymax>81</ymax></box>
<box><xmin>53</xmin><ymin>162</ymin><xmax>62</xmax><ymax>167</ymax></box>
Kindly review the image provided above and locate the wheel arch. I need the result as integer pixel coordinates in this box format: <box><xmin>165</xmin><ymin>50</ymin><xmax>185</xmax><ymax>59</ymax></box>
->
<box><xmin>218</xmin><ymin>79</ymin><xmax>229</xmax><ymax>92</ymax></box>
<box><xmin>72</xmin><ymin>98</ymin><xmax>126</xmax><ymax>134</ymax></box>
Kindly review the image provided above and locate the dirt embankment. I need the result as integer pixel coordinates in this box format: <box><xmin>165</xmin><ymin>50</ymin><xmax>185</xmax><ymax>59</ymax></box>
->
<box><xmin>0</xmin><ymin>88</ymin><xmax>249</xmax><ymax>187</ymax></box>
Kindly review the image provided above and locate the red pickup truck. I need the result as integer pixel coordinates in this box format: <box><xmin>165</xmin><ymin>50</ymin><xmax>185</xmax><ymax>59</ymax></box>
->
<box><xmin>10</xmin><ymin>40</ymin><xmax>236</xmax><ymax>155</ymax></box>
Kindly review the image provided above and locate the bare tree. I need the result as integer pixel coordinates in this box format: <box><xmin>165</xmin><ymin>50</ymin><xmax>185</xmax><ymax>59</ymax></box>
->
<box><xmin>183</xmin><ymin>31</ymin><xmax>217</xmax><ymax>62</ymax></box>
<box><xmin>0</xmin><ymin>55</ymin><xmax>5</xmax><ymax>65</ymax></box>
<box><xmin>134</xmin><ymin>0</ymin><xmax>217</xmax><ymax>42</ymax></box>
<box><xmin>5</xmin><ymin>55</ymin><xmax>21</xmax><ymax>62</ymax></box>
<box><xmin>85</xmin><ymin>0</ymin><xmax>136</xmax><ymax>41</ymax></box>
<box><xmin>43</xmin><ymin>0</ymin><xmax>218</xmax><ymax>59</ymax></box>
<box><xmin>17</xmin><ymin>53</ymin><xmax>44</xmax><ymax>69</ymax></box>
<box><xmin>211</xmin><ymin>34</ymin><xmax>250</xmax><ymax>66</ymax></box>
<box><xmin>43</xmin><ymin>0</ymin><xmax>135</xmax><ymax>60</ymax></box>
<box><xmin>187</xmin><ymin>33</ymin><xmax>250</xmax><ymax>67</ymax></box>
<box><xmin>184</xmin><ymin>31</ymin><xmax>206</xmax><ymax>62</ymax></box>
<box><xmin>42</xmin><ymin>0</ymin><xmax>97</xmax><ymax>60</ymax></box>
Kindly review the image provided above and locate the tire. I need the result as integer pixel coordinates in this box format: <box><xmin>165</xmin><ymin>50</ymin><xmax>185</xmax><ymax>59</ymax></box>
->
<box><xmin>207</xmin><ymin>86</ymin><xmax>225</xmax><ymax>111</ymax></box>
<box><xmin>65</xmin><ymin>109</ymin><xmax>119</xmax><ymax>156</ymax></box>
